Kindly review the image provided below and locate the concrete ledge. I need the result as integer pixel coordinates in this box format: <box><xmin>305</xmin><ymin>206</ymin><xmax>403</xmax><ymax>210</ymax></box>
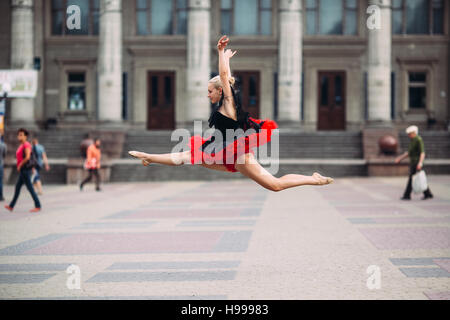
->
<box><xmin>66</xmin><ymin>159</ymin><xmax>112</xmax><ymax>184</ymax></box>
<box><xmin>3</xmin><ymin>158</ymin><xmax>449</xmax><ymax>184</ymax></box>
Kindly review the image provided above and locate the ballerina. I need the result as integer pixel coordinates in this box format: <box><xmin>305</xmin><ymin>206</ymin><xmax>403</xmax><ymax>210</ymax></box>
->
<box><xmin>129</xmin><ymin>36</ymin><xmax>333</xmax><ymax>192</ymax></box>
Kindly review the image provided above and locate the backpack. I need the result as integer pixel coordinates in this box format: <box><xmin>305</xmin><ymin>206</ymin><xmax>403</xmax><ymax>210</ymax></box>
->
<box><xmin>22</xmin><ymin>145</ymin><xmax>39</xmax><ymax>170</ymax></box>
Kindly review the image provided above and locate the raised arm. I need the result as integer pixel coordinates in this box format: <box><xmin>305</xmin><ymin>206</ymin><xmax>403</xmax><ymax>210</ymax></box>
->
<box><xmin>217</xmin><ymin>36</ymin><xmax>237</xmax><ymax>117</ymax></box>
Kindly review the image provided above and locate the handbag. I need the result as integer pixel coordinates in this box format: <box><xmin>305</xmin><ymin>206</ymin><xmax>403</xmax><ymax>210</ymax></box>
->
<box><xmin>412</xmin><ymin>170</ymin><xmax>428</xmax><ymax>194</ymax></box>
<box><xmin>22</xmin><ymin>145</ymin><xmax>38</xmax><ymax>170</ymax></box>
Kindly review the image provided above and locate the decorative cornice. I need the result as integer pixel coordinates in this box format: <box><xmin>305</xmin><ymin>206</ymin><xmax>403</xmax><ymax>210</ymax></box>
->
<box><xmin>54</xmin><ymin>57</ymin><xmax>97</xmax><ymax>65</ymax></box>
<box><xmin>395</xmin><ymin>57</ymin><xmax>440</xmax><ymax>65</ymax></box>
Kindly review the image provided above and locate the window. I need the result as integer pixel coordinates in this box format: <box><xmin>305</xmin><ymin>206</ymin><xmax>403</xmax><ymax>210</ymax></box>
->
<box><xmin>392</xmin><ymin>0</ymin><xmax>444</xmax><ymax>35</ymax></box>
<box><xmin>67</xmin><ymin>72</ymin><xmax>86</xmax><ymax>110</ymax></box>
<box><xmin>305</xmin><ymin>0</ymin><xmax>357</xmax><ymax>35</ymax></box>
<box><xmin>408</xmin><ymin>72</ymin><xmax>427</xmax><ymax>109</ymax></box>
<box><xmin>51</xmin><ymin>0</ymin><xmax>99</xmax><ymax>35</ymax></box>
<box><xmin>220</xmin><ymin>0</ymin><xmax>272</xmax><ymax>35</ymax></box>
<box><xmin>136</xmin><ymin>0</ymin><xmax>187</xmax><ymax>35</ymax></box>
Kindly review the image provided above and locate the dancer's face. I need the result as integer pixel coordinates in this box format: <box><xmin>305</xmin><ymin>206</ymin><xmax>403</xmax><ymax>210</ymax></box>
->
<box><xmin>207</xmin><ymin>83</ymin><xmax>222</xmax><ymax>104</ymax></box>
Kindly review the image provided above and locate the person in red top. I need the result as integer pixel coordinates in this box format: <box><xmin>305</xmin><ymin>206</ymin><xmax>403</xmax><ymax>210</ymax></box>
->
<box><xmin>80</xmin><ymin>138</ymin><xmax>101</xmax><ymax>191</ymax></box>
<box><xmin>4</xmin><ymin>128</ymin><xmax>41</xmax><ymax>212</ymax></box>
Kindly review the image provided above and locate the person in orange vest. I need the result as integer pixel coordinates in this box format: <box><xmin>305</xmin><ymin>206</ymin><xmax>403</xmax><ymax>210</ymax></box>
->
<box><xmin>80</xmin><ymin>138</ymin><xmax>101</xmax><ymax>191</ymax></box>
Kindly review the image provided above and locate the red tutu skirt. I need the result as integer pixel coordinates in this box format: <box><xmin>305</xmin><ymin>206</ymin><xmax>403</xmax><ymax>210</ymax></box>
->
<box><xmin>189</xmin><ymin>117</ymin><xmax>278</xmax><ymax>172</ymax></box>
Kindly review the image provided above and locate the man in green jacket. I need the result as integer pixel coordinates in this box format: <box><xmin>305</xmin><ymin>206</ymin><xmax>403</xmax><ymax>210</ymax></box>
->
<box><xmin>395</xmin><ymin>125</ymin><xmax>433</xmax><ymax>200</ymax></box>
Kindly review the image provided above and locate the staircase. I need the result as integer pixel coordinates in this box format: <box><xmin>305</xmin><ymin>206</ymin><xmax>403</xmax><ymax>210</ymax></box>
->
<box><xmin>5</xmin><ymin>128</ymin><xmax>448</xmax><ymax>184</ymax></box>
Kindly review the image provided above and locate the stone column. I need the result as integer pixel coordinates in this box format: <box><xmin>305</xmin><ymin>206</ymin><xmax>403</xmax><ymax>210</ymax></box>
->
<box><xmin>186</xmin><ymin>0</ymin><xmax>211</xmax><ymax>124</ymax></box>
<box><xmin>10</xmin><ymin>0</ymin><xmax>35</xmax><ymax>124</ymax></box>
<box><xmin>98</xmin><ymin>0</ymin><xmax>122</xmax><ymax>122</ymax></box>
<box><xmin>367</xmin><ymin>0</ymin><xmax>391</xmax><ymax>124</ymax></box>
<box><xmin>277</xmin><ymin>0</ymin><xmax>302</xmax><ymax>125</ymax></box>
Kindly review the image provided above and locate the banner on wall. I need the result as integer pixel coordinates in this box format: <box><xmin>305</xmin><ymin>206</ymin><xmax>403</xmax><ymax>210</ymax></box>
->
<box><xmin>0</xmin><ymin>70</ymin><xmax>38</xmax><ymax>98</ymax></box>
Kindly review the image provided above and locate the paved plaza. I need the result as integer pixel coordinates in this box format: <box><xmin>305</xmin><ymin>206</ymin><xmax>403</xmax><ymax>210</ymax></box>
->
<box><xmin>0</xmin><ymin>175</ymin><xmax>449</xmax><ymax>300</ymax></box>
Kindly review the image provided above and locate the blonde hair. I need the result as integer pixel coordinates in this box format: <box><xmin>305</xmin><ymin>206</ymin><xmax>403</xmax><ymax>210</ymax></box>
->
<box><xmin>208</xmin><ymin>75</ymin><xmax>236</xmax><ymax>90</ymax></box>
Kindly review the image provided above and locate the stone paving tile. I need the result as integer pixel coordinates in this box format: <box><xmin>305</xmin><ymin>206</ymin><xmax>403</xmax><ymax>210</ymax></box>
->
<box><xmin>350</xmin><ymin>217</ymin><xmax>450</xmax><ymax>224</ymax></box>
<box><xmin>358</xmin><ymin>227</ymin><xmax>450</xmax><ymax>250</ymax></box>
<box><xmin>0</xmin><ymin>273</ymin><xmax>57</xmax><ymax>284</ymax></box>
<box><xmin>87</xmin><ymin>271</ymin><xmax>237</xmax><ymax>283</ymax></box>
<box><xmin>104</xmin><ymin>208</ymin><xmax>255</xmax><ymax>219</ymax></box>
<box><xmin>423</xmin><ymin>291</ymin><xmax>450</xmax><ymax>300</ymax></box>
<box><xmin>415</xmin><ymin>204</ymin><xmax>450</xmax><ymax>215</ymax></box>
<box><xmin>433</xmin><ymin>259</ymin><xmax>450</xmax><ymax>272</ymax></box>
<box><xmin>0</xmin><ymin>263</ymin><xmax>71</xmax><ymax>272</ymax></box>
<box><xmin>336</xmin><ymin>206</ymin><xmax>410</xmax><ymax>216</ymax></box>
<box><xmin>0</xmin><ymin>231</ymin><xmax>252</xmax><ymax>255</ymax></box>
<box><xmin>72</xmin><ymin>222</ymin><xmax>157</xmax><ymax>229</ymax></box>
<box><xmin>177</xmin><ymin>220</ymin><xmax>256</xmax><ymax>227</ymax></box>
<box><xmin>399</xmin><ymin>268</ymin><xmax>450</xmax><ymax>278</ymax></box>
<box><xmin>107</xmin><ymin>261</ymin><xmax>241</xmax><ymax>270</ymax></box>
<box><xmin>389</xmin><ymin>258</ymin><xmax>449</xmax><ymax>266</ymax></box>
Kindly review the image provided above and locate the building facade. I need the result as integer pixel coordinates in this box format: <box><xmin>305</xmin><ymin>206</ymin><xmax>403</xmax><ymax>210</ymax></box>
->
<box><xmin>0</xmin><ymin>0</ymin><xmax>449</xmax><ymax>131</ymax></box>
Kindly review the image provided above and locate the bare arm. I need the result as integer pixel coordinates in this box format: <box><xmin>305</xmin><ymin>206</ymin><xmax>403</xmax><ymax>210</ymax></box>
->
<box><xmin>43</xmin><ymin>152</ymin><xmax>50</xmax><ymax>170</ymax></box>
<box><xmin>395</xmin><ymin>152</ymin><xmax>408</xmax><ymax>164</ymax></box>
<box><xmin>217</xmin><ymin>36</ymin><xmax>235</xmax><ymax>118</ymax></box>
<box><xmin>417</xmin><ymin>152</ymin><xmax>425</xmax><ymax>170</ymax></box>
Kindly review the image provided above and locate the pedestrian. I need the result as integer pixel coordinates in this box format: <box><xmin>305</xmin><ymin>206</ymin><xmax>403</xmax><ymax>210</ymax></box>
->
<box><xmin>4</xmin><ymin>128</ymin><xmax>41</xmax><ymax>212</ymax></box>
<box><xmin>80</xmin><ymin>138</ymin><xmax>101</xmax><ymax>191</ymax></box>
<box><xmin>0</xmin><ymin>135</ymin><xmax>7</xmax><ymax>201</ymax></box>
<box><xmin>31</xmin><ymin>137</ymin><xmax>50</xmax><ymax>195</ymax></box>
<box><xmin>395</xmin><ymin>125</ymin><xmax>433</xmax><ymax>200</ymax></box>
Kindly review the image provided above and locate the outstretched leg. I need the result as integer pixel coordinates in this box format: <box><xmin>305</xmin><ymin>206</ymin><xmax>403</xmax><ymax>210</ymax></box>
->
<box><xmin>129</xmin><ymin>150</ymin><xmax>191</xmax><ymax>166</ymax></box>
<box><xmin>234</xmin><ymin>153</ymin><xmax>333</xmax><ymax>192</ymax></box>
<box><xmin>129</xmin><ymin>150</ymin><xmax>230</xmax><ymax>172</ymax></box>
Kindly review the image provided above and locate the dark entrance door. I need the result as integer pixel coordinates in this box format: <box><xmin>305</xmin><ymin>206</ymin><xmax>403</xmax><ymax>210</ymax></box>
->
<box><xmin>147</xmin><ymin>71</ymin><xmax>175</xmax><ymax>130</ymax></box>
<box><xmin>317</xmin><ymin>71</ymin><xmax>346</xmax><ymax>130</ymax></box>
<box><xmin>234</xmin><ymin>71</ymin><xmax>260</xmax><ymax>118</ymax></box>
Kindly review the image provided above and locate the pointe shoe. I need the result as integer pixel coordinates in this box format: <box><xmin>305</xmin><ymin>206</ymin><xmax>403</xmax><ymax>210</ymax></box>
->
<box><xmin>313</xmin><ymin>172</ymin><xmax>334</xmax><ymax>185</ymax></box>
<box><xmin>129</xmin><ymin>151</ymin><xmax>151</xmax><ymax>165</ymax></box>
<box><xmin>128</xmin><ymin>151</ymin><xmax>144</xmax><ymax>159</ymax></box>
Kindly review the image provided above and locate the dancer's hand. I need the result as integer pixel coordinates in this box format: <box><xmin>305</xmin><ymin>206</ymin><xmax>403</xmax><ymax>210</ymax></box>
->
<box><xmin>217</xmin><ymin>35</ymin><xmax>229</xmax><ymax>51</ymax></box>
<box><xmin>224</xmin><ymin>49</ymin><xmax>237</xmax><ymax>60</ymax></box>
